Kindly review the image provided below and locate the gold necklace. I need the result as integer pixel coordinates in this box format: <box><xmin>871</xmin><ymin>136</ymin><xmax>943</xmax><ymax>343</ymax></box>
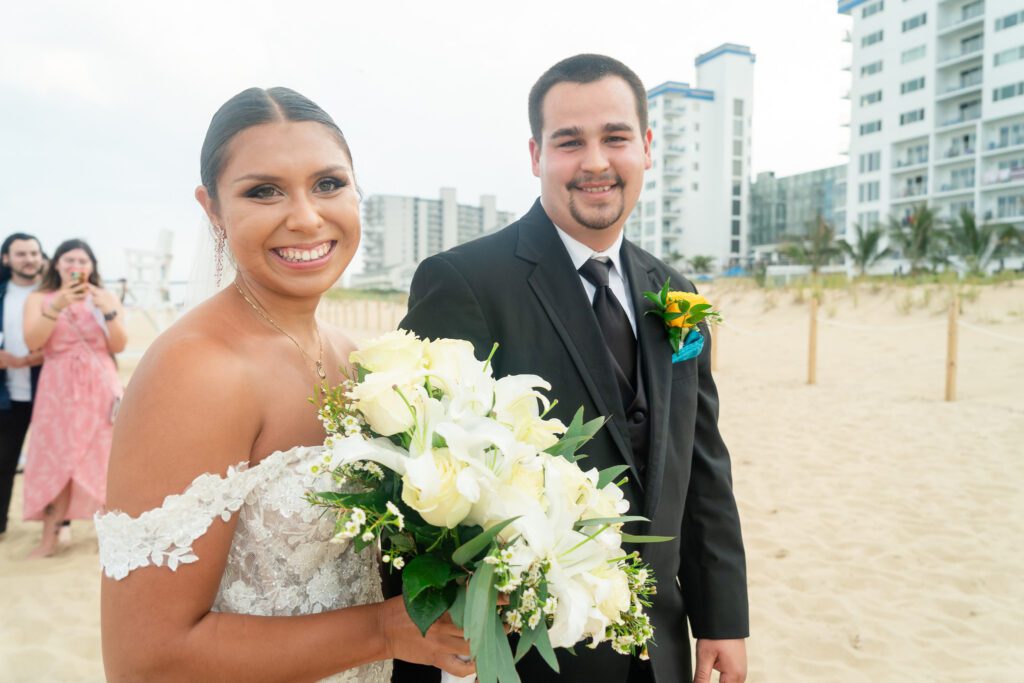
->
<box><xmin>233</xmin><ymin>281</ymin><xmax>328</xmax><ymax>383</ymax></box>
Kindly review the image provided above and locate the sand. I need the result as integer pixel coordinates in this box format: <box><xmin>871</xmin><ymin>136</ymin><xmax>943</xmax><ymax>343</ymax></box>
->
<box><xmin>1</xmin><ymin>282</ymin><xmax>1022</xmax><ymax>682</ymax></box>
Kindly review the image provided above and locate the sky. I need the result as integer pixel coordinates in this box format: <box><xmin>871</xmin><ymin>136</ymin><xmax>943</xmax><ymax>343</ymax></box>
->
<box><xmin>0</xmin><ymin>0</ymin><xmax>852</xmax><ymax>282</ymax></box>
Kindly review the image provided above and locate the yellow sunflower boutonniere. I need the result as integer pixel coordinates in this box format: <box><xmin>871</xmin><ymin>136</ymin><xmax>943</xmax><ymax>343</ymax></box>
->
<box><xmin>643</xmin><ymin>278</ymin><xmax>723</xmax><ymax>356</ymax></box>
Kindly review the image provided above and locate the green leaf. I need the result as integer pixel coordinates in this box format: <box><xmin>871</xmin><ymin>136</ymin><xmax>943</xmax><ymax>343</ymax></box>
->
<box><xmin>533</xmin><ymin>619</ymin><xmax>559</xmax><ymax>672</ymax></box>
<box><xmin>404</xmin><ymin>583</ymin><xmax>457</xmax><ymax>637</ymax></box>
<box><xmin>659</xmin><ymin>278</ymin><xmax>671</xmax><ymax>306</ymax></box>
<box><xmin>689</xmin><ymin>303</ymin><xmax>712</xmax><ymax>315</ymax></box>
<box><xmin>620</xmin><ymin>533</ymin><xmax>675</xmax><ymax>543</ymax></box>
<box><xmin>387</xmin><ymin>533</ymin><xmax>416</xmax><ymax>554</ymax></box>
<box><xmin>465</xmin><ymin>561</ymin><xmax>498</xmax><ymax>682</ymax></box>
<box><xmin>452</xmin><ymin>517</ymin><xmax>520</xmax><ymax>566</ymax></box>
<box><xmin>642</xmin><ymin>291</ymin><xmax>663</xmax><ymax>308</ymax></box>
<box><xmin>401</xmin><ymin>553</ymin><xmax>453</xmax><ymax>604</ymax></box>
<box><xmin>573</xmin><ymin>515</ymin><xmax>649</xmax><ymax>530</ymax></box>
<box><xmin>492</xmin><ymin>604</ymin><xmax>520</xmax><ymax>683</ymax></box>
<box><xmin>448</xmin><ymin>582</ymin><xmax>468</xmax><ymax>629</ymax></box>
<box><xmin>545</xmin><ymin>408</ymin><xmax>606</xmax><ymax>461</ymax></box>
<box><xmin>596</xmin><ymin>465</ymin><xmax>631</xmax><ymax>489</ymax></box>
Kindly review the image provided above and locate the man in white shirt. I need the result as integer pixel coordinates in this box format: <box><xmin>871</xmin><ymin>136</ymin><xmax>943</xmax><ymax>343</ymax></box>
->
<box><xmin>0</xmin><ymin>233</ymin><xmax>44</xmax><ymax>537</ymax></box>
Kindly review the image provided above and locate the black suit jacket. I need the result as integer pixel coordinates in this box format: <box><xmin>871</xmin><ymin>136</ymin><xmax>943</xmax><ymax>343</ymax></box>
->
<box><xmin>396</xmin><ymin>200</ymin><xmax>748</xmax><ymax>683</ymax></box>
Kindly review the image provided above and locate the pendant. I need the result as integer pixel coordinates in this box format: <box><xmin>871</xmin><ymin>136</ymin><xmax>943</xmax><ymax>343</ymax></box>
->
<box><xmin>316</xmin><ymin>361</ymin><xmax>327</xmax><ymax>380</ymax></box>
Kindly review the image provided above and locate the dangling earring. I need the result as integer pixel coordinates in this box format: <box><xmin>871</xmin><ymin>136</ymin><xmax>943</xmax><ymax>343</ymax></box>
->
<box><xmin>214</xmin><ymin>226</ymin><xmax>226</xmax><ymax>288</ymax></box>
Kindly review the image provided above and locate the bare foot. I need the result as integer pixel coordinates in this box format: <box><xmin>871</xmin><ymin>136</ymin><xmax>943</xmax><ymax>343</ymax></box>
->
<box><xmin>57</xmin><ymin>525</ymin><xmax>72</xmax><ymax>547</ymax></box>
<box><xmin>28</xmin><ymin>538</ymin><xmax>59</xmax><ymax>559</ymax></box>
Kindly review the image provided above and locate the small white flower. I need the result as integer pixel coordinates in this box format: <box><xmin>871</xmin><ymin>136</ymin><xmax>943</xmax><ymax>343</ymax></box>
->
<box><xmin>483</xmin><ymin>556</ymin><xmax>500</xmax><ymax>565</ymax></box>
<box><xmin>361</xmin><ymin>531</ymin><xmax>375</xmax><ymax>542</ymax></box>
<box><xmin>543</xmin><ymin>596</ymin><xmax>558</xmax><ymax>615</ymax></box>
<box><xmin>350</xmin><ymin>508</ymin><xmax>367</xmax><ymax>525</ymax></box>
<box><xmin>382</xmin><ymin>554</ymin><xmax>391</xmax><ymax>563</ymax></box>
<box><xmin>527</xmin><ymin>611</ymin><xmax>542</xmax><ymax>629</ymax></box>
<box><xmin>392</xmin><ymin>556</ymin><xmax>406</xmax><ymax>570</ymax></box>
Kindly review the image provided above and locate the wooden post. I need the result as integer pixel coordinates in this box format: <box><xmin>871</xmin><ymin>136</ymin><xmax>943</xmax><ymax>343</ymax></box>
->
<box><xmin>710</xmin><ymin>323</ymin><xmax>719</xmax><ymax>372</ymax></box>
<box><xmin>376</xmin><ymin>300</ymin><xmax>384</xmax><ymax>333</ymax></box>
<box><xmin>945</xmin><ymin>296</ymin><xmax>959</xmax><ymax>402</ymax></box>
<box><xmin>808</xmin><ymin>296</ymin><xmax>818</xmax><ymax>385</ymax></box>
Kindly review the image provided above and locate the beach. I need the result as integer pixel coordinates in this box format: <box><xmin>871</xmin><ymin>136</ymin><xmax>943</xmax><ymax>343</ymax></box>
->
<box><xmin>1</xmin><ymin>280</ymin><xmax>1022</xmax><ymax>681</ymax></box>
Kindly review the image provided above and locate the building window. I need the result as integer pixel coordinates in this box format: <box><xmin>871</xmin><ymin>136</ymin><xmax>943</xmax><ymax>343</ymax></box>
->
<box><xmin>733</xmin><ymin>99</ymin><xmax>744</xmax><ymax>116</ymax></box>
<box><xmin>860</xmin><ymin>120</ymin><xmax>882</xmax><ymax>135</ymax></box>
<box><xmin>996</xmin><ymin>11</ymin><xmax>1024</xmax><ymax>31</ymax></box>
<box><xmin>902</xmin><ymin>13</ymin><xmax>926</xmax><ymax>32</ymax></box>
<box><xmin>733</xmin><ymin>120</ymin><xmax>743</xmax><ymax>136</ymax></box>
<box><xmin>644</xmin><ymin>201</ymin><xmax>656</xmax><ymax>215</ymax></box>
<box><xmin>859</xmin><ymin>151</ymin><xmax>881</xmax><ymax>173</ymax></box>
<box><xmin>901</xmin><ymin>77</ymin><xmax>926</xmax><ymax>94</ymax></box>
<box><xmin>860</xmin><ymin>90</ymin><xmax>883</xmax><ymax>105</ymax></box>
<box><xmin>732</xmin><ymin>182</ymin><xmax>741</xmax><ymax>197</ymax></box>
<box><xmin>733</xmin><ymin>140</ymin><xmax>743</xmax><ymax>156</ymax></box>
<box><xmin>861</xmin><ymin>60</ymin><xmax>883</xmax><ymax>76</ymax></box>
<box><xmin>732</xmin><ymin>199</ymin><xmax>741</xmax><ymax>215</ymax></box>
<box><xmin>996</xmin><ymin>193</ymin><xmax>1024</xmax><ymax>218</ymax></box>
<box><xmin>962</xmin><ymin>34</ymin><xmax>983</xmax><ymax>54</ymax></box>
<box><xmin>994</xmin><ymin>82</ymin><xmax>1024</xmax><ymax>101</ymax></box>
<box><xmin>731</xmin><ymin>219</ymin><xmax>741</xmax><ymax>236</ymax></box>
<box><xmin>858</xmin><ymin>211</ymin><xmax>880</xmax><ymax>228</ymax></box>
<box><xmin>862</xmin><ymin>0</ymin><xmax>883</xmax><ymax>18</ymax></box>
<box><xmin>645</xmin><ymin>180</ymin><xmax>657</xmax><ymax>190</ymax></box>
<box><xmin>858</xmin><ymin>181</ymin><xmax>880</xmax><ymax>202</ymax></box>
<box><xmin>995</xmin><ymin>46</ymin><xmax>1024</xmax><ymax>66</ymax></box>
<box><xmin>693</xmin><ymin>182</ymin><xmax>699</xmax><ymax>191</ymax></box>
<box><xmin>732</xmin><ymin>160</ymin><xmax>742</xmax><ymax>175</ymax></box>
<box><xmin>901</xmin><ymin>45</ymin><xmax>926</xmax><ymax>63</ymax></box>
<box><xmin>900</xmin><ymin>109</ymin><xmax>925</xmax><ymax>125</ymax></box>
<box><xmin>731</xmin><ymin>239</ymin><xmax>741</xmax><ymax>253</ymax></box>
<box><xmin>862</xmin><ymin>30</ymin><xmax>884</xmax><ymax>47</ymax></box>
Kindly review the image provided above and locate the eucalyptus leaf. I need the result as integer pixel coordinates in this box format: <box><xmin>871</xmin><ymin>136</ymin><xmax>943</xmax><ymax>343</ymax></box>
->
<box><xmin>620</xmin><ymin>533</ymin><xmax>675</xmax><ymax>543</ymax></box>
<box><xmin>573</xmin><ymin>515</ymin><xmax>649</xmax><ymax>530</ymax></box>
<box><xmin>448</xmin><ymin>582</ymin><xmax>468</xmax><ymax>629</ymax></box>
<box><xmin>596</xmin><ymin>465</ymin><xmax>631</xmax><ymax>489</ymax></box>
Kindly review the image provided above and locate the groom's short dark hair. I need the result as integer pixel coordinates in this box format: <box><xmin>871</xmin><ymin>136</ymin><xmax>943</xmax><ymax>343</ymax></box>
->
<box><xmin>528</xmin><ymin>54</ymin><xmax>648</xmax><ymax>143</ymax></box>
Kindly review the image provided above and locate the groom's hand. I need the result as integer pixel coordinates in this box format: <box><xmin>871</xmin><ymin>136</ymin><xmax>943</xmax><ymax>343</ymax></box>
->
<box><xmin>694</xmin><ymin>638</ymin><xmax>747</xmax><ymax>683</ymax></box>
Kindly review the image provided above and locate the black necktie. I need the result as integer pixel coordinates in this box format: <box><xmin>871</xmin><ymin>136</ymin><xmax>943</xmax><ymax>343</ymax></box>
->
<box><xmin>578</xmin><ymin>257</ymin><xmax>637</xmax><ymax>386</ymax></box>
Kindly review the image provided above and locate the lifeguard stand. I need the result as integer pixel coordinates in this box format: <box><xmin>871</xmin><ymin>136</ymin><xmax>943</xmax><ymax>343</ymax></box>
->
<box><xmin>122</xmin><ymin>229</ymin><xmax>174</xmax><ymax>330</ymax></box>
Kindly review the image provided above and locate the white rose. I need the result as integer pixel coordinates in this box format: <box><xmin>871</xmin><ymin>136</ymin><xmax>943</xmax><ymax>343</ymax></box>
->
<box><xmin>349</xmin><ymin>330</ymin><xmax>426</xmax><ymax>374</ymax></box>
<box><xmin>401</xmin><ymin>448</ymin><xmax>473</xmax><ymax>528</ymax></box>
<box><xmin>348</xmin><ymin>370</ymin><xmax>423</xmax><ymax>437</ymax></box>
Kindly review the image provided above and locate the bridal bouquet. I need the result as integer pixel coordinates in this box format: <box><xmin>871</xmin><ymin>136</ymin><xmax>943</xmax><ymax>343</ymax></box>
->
<box><xmin>307</xmin><ymin>331</ymin><xmax>667</xmax><ymax>683</ymax></box>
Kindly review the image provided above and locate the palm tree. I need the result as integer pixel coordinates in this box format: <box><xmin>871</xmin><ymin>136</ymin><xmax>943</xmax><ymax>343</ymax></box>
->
<box><xmin>688</xmin><ymin>255</ymin><xmax>715</xmax><ymax>274</ymax></box>
<box><xmin>781</xmin><ymin>214</ymin><xmax>840</xmax><ymax>276</ymax></box>
<box><xmin>837</xmin><ymin>222</ymin><xmax>892</xmax><ymax>276</ymax></box>
<box><xmin>946</xmin><ymin>209</ymin><xmax>1022</xmax><ymax>276</ymax></box>
<box><xmin>888</xmin><ymin>204</ymin><xmax>942</xmax><ymax>275</ymax></box>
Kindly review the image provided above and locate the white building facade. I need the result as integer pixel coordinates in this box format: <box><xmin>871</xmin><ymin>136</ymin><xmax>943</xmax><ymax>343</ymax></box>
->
<box><xmin>841</xmin><ymin>0</ymin><xmax>1024</xmax><ymax>238</ymax></box>
<box><xmin>627</xmin><ymin>43</ymin><xmax>756</xmax><ymax>272</ymax></box>
<box><xmin>351</xmin><ymin>188</ymin><xmax>514</xmax><ymax>290</ymax></box>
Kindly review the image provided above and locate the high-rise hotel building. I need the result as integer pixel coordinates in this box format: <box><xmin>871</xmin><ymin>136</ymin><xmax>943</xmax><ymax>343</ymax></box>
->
<box><xmin>626</xmin><ymin>44</ymin><xmax>756</xmax><ymax>270</ymax></box>
<box><xmin>841</xmin><ymin>0</ymin><xmax>1024</xmax><ymax>236</ymax></box>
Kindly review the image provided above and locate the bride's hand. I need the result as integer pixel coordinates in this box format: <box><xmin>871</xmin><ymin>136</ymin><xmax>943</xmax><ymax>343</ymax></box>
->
<box><xmin>380</xmin><ymin>596</ymin><xmax>475</xmax><ymax>677</ymax></box>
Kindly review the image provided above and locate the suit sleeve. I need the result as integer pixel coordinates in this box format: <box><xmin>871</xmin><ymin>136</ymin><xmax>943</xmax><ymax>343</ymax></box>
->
<box><xmin>400</xmin><ymin>253</ymin><xmax>495</xmax><ymax>358</ymax></box>
<box><xmin>678</xmin><ymin>304</ymin><xmax>750</xmax><ymax>639</ymax></box>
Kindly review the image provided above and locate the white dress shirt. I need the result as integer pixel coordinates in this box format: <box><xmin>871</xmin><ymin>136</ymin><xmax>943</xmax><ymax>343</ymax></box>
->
<box><xmin>3</xmin><ymin>282</ymin><xmax>36</xmax><ymax>401</ymax></box>
<box><xmin>552</xmin><ymin>225</ymin><xmax>638</xmax><ymax>336</ymax></box>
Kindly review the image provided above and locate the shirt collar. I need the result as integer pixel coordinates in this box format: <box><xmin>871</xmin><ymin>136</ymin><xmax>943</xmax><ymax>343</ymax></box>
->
<box><xmin>552</xmin><ymin>222</ymin><xmax>626</xmax><ymax>278</ymax></box>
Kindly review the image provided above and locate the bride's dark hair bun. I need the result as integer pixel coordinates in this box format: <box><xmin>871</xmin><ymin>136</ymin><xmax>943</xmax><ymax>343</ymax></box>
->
<box><xmin>199</xmin><ymin>87</ymin><xmax>353</xmax><ymax>200</ymax></box>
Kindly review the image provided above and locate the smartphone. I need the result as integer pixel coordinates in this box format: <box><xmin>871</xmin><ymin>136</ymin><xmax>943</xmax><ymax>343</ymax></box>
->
<box><xmin>71</xmin><ymin>272</ymin><xmax>83</xmax><ymax>286</ymax></box>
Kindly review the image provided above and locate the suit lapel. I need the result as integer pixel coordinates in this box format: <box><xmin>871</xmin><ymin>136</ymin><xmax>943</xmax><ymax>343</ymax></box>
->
<box><xmin>515</xmin><ymin>202</ymin><xmax>640</xmax><ymax>484</ymax></box>
<box><xmin>622</xmin><ymin>241</ymin><xmax>672</xmax><ymax>517</ymax></box>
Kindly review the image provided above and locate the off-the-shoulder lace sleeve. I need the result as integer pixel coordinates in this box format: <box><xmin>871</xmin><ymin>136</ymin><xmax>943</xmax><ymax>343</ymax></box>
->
<box><xmin>95</xmin><ymin>453</ymin><xmax>291</xmax><ymax>580</ymax></box>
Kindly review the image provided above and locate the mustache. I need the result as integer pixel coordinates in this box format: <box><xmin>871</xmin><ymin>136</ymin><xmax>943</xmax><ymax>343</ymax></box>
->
<box><xmin>567</xmin><ymin>174</ymin><xmax>622</xmax><ymax>190</ymax></box>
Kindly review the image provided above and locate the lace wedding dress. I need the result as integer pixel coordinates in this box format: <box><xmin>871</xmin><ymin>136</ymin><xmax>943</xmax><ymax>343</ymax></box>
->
<box><xmin>95</xmin><ymin>445</ymin><xmax>392</xmax><ymax>683</ymax></box>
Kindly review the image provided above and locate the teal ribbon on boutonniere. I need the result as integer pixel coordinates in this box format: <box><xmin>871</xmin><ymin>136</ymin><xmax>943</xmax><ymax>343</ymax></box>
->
<box><xmin>671</xmin><ymin>329</ymin><xmax>704</xmax><ymax>364</ymax></box>
<box><xmin>642</xmin><ymin>278</ymin><xmax>723</xmax><ymax>356</ymax></box>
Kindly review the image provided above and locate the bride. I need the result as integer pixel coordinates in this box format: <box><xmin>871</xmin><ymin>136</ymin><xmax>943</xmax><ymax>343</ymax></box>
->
<box><xmin>96</xmin><ymin>87</ymin><xmax>475</xmax><ymax>682</ymax></box>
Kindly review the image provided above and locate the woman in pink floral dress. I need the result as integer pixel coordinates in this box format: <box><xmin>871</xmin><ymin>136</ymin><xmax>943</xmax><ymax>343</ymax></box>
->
<box><xmin>22</xmin><ymin>239</ymin><xmax>126</xmax><ymax>557</ymax></box>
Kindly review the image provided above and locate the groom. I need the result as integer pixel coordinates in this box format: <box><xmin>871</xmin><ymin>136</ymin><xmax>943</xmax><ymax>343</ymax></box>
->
<box><xmin>398</xmin><ymin>54</ymin><xmax>748</xmax><ymax>683</ymax></box>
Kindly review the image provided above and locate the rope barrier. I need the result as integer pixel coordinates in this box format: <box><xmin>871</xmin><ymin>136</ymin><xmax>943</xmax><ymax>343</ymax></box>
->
<box><xmin>819</xmin><ymin>319</ymin><xmax>945</xmax><ymax>332</ymax></box>
<box><xmin>957</xmin><ymin>320</ymin><xmax>1024</xmax><ymax>344</ymax></box>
